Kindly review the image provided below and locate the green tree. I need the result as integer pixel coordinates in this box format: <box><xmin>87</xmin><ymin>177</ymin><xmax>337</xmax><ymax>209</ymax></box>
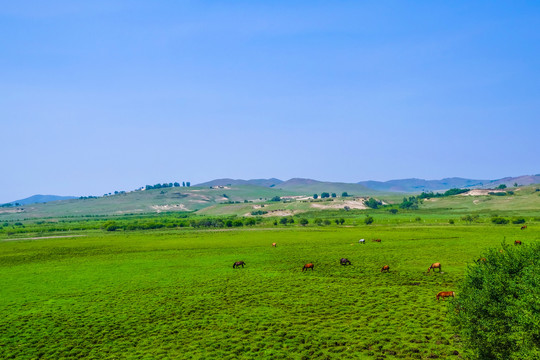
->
<box><xmin>341</xmin><ymin>192</ymin><xmax>349</xmax><ymax>197</ymax></box>
<box><xmin>450</xmin><ymin>243</ymin><xmax>540</xmax><ymax>359</ymax></box>
<box><xmin>299</xmin><ymin>218</ymin><xmax>309</xmax><ymax>226</ymax></box>
<box><xmin>279</xmin><ymin>217</ymin><xmax>289</xmax><ymax>225</ymax></box>
<box><xmin>331</xmin><ymin>193</ymin><xmax>336</xmax><ymax>198</ymax></box>
<box><xmin>497</xmin><ymin>184</ymin><xmax>507</xmax><ymax>189</ymax></box>
<box><xmin>321</xmin><ymin>192</ymin><xmax>330</xmax><ymax>198</ymax></box>
<box><xmin>364</xmin><ymin>215</ymin><xmax>374</xmax><ymax>225</ymax></box>
<box><xmin>314</xmin><ymin>218</ymin><xmax>323</xmax><ymax>226</ymax></box>
<box><xmin>313</xmin><ymin>194</ymin><xmax>318</xmax><ymax>199</ymax></box>
<box><xmin>270</xmin><ymin>196</ymin><xmax>281</xmax><ymax>202</ymax></box>
<box><xmin>364</xmin><ymin>197</ymin><xmax>382</xmax><ymax>209</ymax></box>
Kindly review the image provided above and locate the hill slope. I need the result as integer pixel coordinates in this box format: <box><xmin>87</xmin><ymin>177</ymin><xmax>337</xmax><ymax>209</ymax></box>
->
<box><xmin>3</xmin><ymin>194</ymin><xmax>78</xmax><ymax>206</ymax></box>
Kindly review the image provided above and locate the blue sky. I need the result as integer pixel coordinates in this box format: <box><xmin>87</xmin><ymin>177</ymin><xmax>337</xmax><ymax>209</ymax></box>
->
<box><xmin>2</xmin><ymin>1</ymin><xmax>540</xmax><ymax>203</ymax></box>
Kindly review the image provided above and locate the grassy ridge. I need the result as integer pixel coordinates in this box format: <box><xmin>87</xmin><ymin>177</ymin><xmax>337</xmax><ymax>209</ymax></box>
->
<box><xmin>1</xmin><ymin>224</ymin><xmax>537</xmax><ymax>359</ymax></box>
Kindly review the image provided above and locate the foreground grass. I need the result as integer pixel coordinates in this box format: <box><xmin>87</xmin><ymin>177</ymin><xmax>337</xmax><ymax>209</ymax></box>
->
<box><xmin>0</xmin><ymin>225</ymin><xmax>537</xmax><ymax>359</ymax></box>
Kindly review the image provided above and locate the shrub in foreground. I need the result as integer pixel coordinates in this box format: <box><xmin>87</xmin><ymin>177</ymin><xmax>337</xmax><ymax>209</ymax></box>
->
<box><xmin>450</xmin><ymin>243</ymin><xmax>540</xmax><ymax>359</ymax></box>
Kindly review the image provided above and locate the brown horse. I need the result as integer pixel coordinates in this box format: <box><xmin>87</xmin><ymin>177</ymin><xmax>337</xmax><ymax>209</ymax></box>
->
<box><xmin>340</xmin><ymin>258</ymin><xmax>352</xmax><ymax>266</ymax></box>
<box><xmin>272</xmin><ymin>242</ymin><xmax>277</xmax><ymax>247</ymax></box>
<box><xmin>381</xmin><ymin>265</ymin><xmax>390</xmax><ymax>272</ymax></box>
<box><xmin>233</xmin><ymin>261</ymin><xmax>245</xmax><ymax>269</ymax></box>
<box><xmin>373</xmin><ymin>239</ymin><xmax>382</xmax><ymax>243</ymax></box>
<box><xmin>302</xmin><ymin>263</ymin><xmax>314</xmax><ymax>271</ymax></box>
<box><xmin>427</xmin><ymin>262</ymin><xmax>442</xmax><ymax>273</ymax></box>
<box><xmin>515</xmin><ymin>240</ymin><xmax>522</xmax><ymax>245</ymax></box>
<box><xmin>436</xmin><ymin>291</ymin><xmax>455</xmax><ymax>301</ymax></box>
<box><xmin>521</xmin><ymin>225</ymin><xmax>527</xmax><ymax>230</ymax></box>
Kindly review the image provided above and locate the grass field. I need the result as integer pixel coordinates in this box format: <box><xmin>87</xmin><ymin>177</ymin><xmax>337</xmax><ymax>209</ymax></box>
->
<box><xmin>1</xmin><ymin>223</ymin><xmax>538</xmax><ymax>359</ymax></box>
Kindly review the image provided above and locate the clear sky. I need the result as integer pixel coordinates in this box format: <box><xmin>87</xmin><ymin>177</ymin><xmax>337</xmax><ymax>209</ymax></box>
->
<box><xmin>2</xmin><ymin>1</ymin><xmax>540</xmax><ymax>203</ymax></box>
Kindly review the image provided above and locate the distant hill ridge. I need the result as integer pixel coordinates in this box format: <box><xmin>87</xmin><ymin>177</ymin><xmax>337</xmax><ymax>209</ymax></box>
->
<box><xmin>3</xmin><ymin>194</ymin><xmax>77</xmax><ymax>206</ymax></box>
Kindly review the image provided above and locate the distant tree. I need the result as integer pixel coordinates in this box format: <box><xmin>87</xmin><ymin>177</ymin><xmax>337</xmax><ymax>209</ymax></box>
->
<box><xmin>245</xmin><ymin>218</ymin><xmax>256</xmax><ymax>226</ymax></box>
<box><xmin>314</xmin><ymin>218</ymin><xmax>323</xmax><ymax>226</ymax></box>
<box><xmin>299</xmin><ymin>218</ymin><xmax>309</xmax><ymax>226</ymax></box>
<box><xmin>186</xmin><ymin>182</ymin><xmax>191</xmax><ymax>187</ymax></box>
<box><xmin>174</xmin><ymin>182</ymin><xmax>180</xmax><ymax>187</ymax></box>
<box><xmin>512</xmin><ymin>217</ymin><xmax>526</xmax><ymax>224</ymax></box>
<box><xmin>287</xmin><ymin>217</ymin><xmax>294</xmax><ymax>224</ymax></box>
<box><xmin>497</xmin><ymin>184</ymin><xmax>507</xmax><ymax>189</ymax></box>
<box><xmin>331</xmin><ymin>193</ymin><xmax>336</xmax><ymax>198</ymax></box>
<box><xmin>233</xmin><ymin>219</ymin><xmax>243</xmax><ymax>227</ymax></box>
<box><xmin>514</xmin><ymin>182</ymin><xmax>518</xmax><ymax>187</ymax></box>
<box><xmin>225</xmin><ymin>220</ymin><xmax>233</xmax><ymax>227</ymax></box>
<box><xmin>339</xmin><ymin>218</ymin><xmax>345</xmax><ymax>225</ymax></box>
<box><xmin>491</xmin><ymin>217</ymin><xmax>509</xmax><ymax>224</ymax></box>
<box><xmin>449</xmin><ymin>219</ymin><xmax>455</xmax><ymax>224</ymax></box>
<box><xmin>364</xmin><ymin>198</ymin><xmax>382</xmax><ymax>209</ymax></box>
<box><xmin>279</xmin><ymin>217</ymin><xmax>289</xmax><ymax>225</ymax></box>
<box><xmin>270</xmin><ymin>196</ymin><xmax>281</xmax><ymax>202</ymax></box>
<box><xmin>388</xmin><ymin>209</ymin><xmax>398</xmax><ymax>214</ymax></box>
<box><xmin>313</xmin><ymin>194</ymin><xmax>318</xmax><ymax>199</ymax></box>
<box><xmin>273</xmin><ymin>220</ymin><xmax>278</xmax><ymax>226</ymax></box>
<box><xmin>323</xmin><ymin>219</ymin><xmax>331</xmax><ymax>225</ymax></box>
<box><xmin>223</xmin><ymin>194</ymin><xmax>229</xmax><ymax>199</ymax></box>
<box><xmin>342</xmin><ymin>192</ymin><xmax>349</xmax><ymax>197</ymax></box>
<box><xmin>364</xmin><ymin>215</ymin><xmax>374</xmax><ymax>225</ymax></box>
<box><xmin>321</xmin><ymin>192</ymin><xmax>330</xmax><ymax>198</ymax></box>
<box><xmin>182</xmin><ymin>182</ymin><xmax>185</xmax><ymax>187</ymax></box>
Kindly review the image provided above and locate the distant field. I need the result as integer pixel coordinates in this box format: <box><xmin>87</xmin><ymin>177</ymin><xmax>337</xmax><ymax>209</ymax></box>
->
<box><xmin>1</xmin><ymin>223</ymin><xmax>538</xmax><ymax>359</ymax></box>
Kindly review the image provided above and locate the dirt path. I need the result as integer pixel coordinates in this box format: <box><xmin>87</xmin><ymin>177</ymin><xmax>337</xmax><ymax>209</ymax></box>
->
<box><xmin>2</xmin><ymin>235</ymin><xmax>88</xmax><ymax>242</ymax></box>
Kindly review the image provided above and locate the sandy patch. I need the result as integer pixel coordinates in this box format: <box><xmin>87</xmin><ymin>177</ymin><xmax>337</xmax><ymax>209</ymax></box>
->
<box><xmin>262</xmin><ymin>210</ymin><xmax>296</xmax><ymax>217</ymax></box>
<box><xmin>311</xmin><ymin>199</ymin><xmax>369</xmax><ymax>210</ymax></box>
<box><xmin>0</xmin><ymin>208</ymin><xmax>25</xmax><ymax>214</ymax></box>
<box><xmin>281</xmin><ymin>195</ymin><xmax>312</xmax><ymax>201</ymax></box>
<box><xmin>151</xmin><ymin>204</ymin><xmax>189</xmax><ymax>212</ymax></box>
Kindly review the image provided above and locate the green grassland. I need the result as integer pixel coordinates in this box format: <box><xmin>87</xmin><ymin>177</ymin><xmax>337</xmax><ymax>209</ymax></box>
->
<box><xmin>0</xmin><ymin>186</ymin><xmax>539</xmax><ymax>359</ymax></box>
<box><xmin>1</xmin><ymin>222</ymin><xmax>539</xmax><ymax>359</ymax></box>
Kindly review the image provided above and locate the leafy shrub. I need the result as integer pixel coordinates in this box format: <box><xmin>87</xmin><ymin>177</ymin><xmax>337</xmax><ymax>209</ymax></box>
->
<box><xmin>314</xmin><ymin>218</ymin><xmax>323</xmax><ymax>226</ymax></box>
<box><xmin>323</xmin><ymin>219</ymin><xmax>331</xmax><ymax>225</ymax></box>
<box><xmin>270</xmin><ymin>196</ymin><xmax>281</xmax><ymax>202</ymax></box>
<box><xmin>250</xmin><ymin>210</ymin><xmax>268</xmax><ymax>216</ymax></box>
<box><xmin>450</xmin><ymin>243</ymin><xmax>540</xmax><ymax>359</ymax></box>
<box><xmin>364</xmin><ymin>215</ymin><xmax>374</xmax><ymax>225</ymax></box>
<box><xmin>364</xmin><ymin>198</ymin><xmax>382</xmax><ymax>209</ymax></box>
<box><xmin>449</xmin><ymin>219</ymin><xmax>455</xmax><ymax>224</ymax></box>
<box><xmin>321</xmin><ymin>192</ymin><xmax>330</xmax><ymax>198</ymax></box>
<box><xmin>489</xmin><ymin>192</ymin><xmax>507</xmax><ymax>196</ymax></box>
<box><xmin>388</xmin><ymin>209</ymin><xmax>398</xmax><ymax>214</ymax></box>
<box><xmin>299</xmin><ymin>218</ymin><xmax>309</xmax><ymax>226</ymax></box>
<box><xmin>491</xmin><ymin>217</ymin><xmax>509</xmax><ymax>224</ymax></box>
<box><xmin>511</xmin><ymin>217</ymin><xmax>526</xmax><ymax>224</ymax></box>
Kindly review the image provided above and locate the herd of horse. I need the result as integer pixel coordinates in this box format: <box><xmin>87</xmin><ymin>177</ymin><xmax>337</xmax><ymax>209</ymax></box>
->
<box><xmin>232</xmin><ymin>226</ymin><xmax>528</xmax><ymax>300</ymax></box>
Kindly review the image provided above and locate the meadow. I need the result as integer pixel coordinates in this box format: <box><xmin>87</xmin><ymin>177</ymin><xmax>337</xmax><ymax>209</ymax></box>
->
<box><xmin>1</xmin><ymin>222</ymin><xmax>537</xmax><ymax>359</ymax></box>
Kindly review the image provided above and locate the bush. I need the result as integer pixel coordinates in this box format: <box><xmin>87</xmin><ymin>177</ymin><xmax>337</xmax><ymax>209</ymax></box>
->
<box><xmin>323</xmin><ymin>219</ymin><xmax>331</xmax><ymax>225</ymax></box>
<box><xmin>321</xmin><ymin>192</ymin><xmax>330</xmax><ymax>198</ymax></box>
<box><xmin>314</xmin><ymin>218</ymin><xmax>323</xmax><ymax>226</ymax></box>
<box><xmin>449</xmin><ymin>219</ymin><xmax>455</xmax><ymax>224</ymax></box>
<box><xmin>299</xmin><ymin>218</ymin><xmax>309</xmax><ymax>226</ymax></box>
<box><xmin>364</xmin><ymin>198</ymin><xmax>382</xmax><ymax>209</ymax></box>
<box><xmin>512</xmin><ymin>217</ymin><xmax>526</xmax><ymax>224</ymax></box>
<box><xmin>450</xmin><ymin>243</ymin><xmax>540</xmax><ymax>359</ymax></box>
<box><xmin>270</xmin><ymin>196</ymin><xmax>281</xmax><ymax>202</ymax></box>
<box><xmin>491</xmin><ymin>217</ymin><xmax>509</xmax><ymax>224</ymax></box>
<box><xmin>388</xmin><ymin>209</ymin><xmax>398</xmax><ymax>214</ymax></box>
<box><xmin>364</xmin><ymin>215</ymin><xmax>374</xmax><ymax>225</ymax></box>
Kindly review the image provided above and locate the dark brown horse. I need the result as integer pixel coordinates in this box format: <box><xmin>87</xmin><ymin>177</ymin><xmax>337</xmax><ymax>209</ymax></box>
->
<box><xmin>340</xmin><ymin>258</ymin><xmax>352</xmax><ymax>266</ymax></box>
<box><xmin>381</xmin><ymin>265</ymin><xmax>390</xmax><ymax>272</ymax></box>
<box><xmin>233</xmin><ymin>261</ymin><xmax>245</xmax><ymax>268</ymax></box>
<box><xmin>373</xmin><ymin>238</ymin><xmax>382</xmax><ymax>243</ymax></box>
<box><xmin>436</xmin><ymin>291</ymin><xmax>455</xmax><ymax>301</ymax></box>
<box><xmin>302</xmin><ymin>263</ymin><xmax>314</xmax><ymax>271</ymax></box>
<box><xmin>521</xmin><ymin>225</ymin><xmax>527</xmax><ymax>230</ymax></box>
<box><xmin>427</xmin><ymin>262</ymin><xmax>442</xmax><ymax>273</ymax></box>
<box><xmin>515</xmin><ymin>240</ymin><xmax>522</xmax><ymax>245</ymax></box>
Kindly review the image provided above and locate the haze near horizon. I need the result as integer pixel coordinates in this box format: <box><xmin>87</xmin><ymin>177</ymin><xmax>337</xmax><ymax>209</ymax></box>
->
<box><xmin>2</xmin><ymin>1</ymin><xmax>540</xmax><ymax>204</ymax></box>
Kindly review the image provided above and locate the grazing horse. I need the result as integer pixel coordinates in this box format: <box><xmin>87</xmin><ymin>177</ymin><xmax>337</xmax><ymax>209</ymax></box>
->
<box><xmin>272</xmin><ymin>242</ymin><xmax>277</xmax><ymax>247</ymax></box>
<box><xmin>233</xmin><ymin>261</ymin><xmax>245</xmax><ymax>269</ymax></box>
<box><xmin>436</xmin><ymin>291</ymin><xmax>455</xmax><ymax>301</ymax></box>
<box><xmin>381</xmin><ymin>265</ymin><xmax>390</xmax><ymax>272</ymax></box>
<box><xmin>359</xmin><ymin>239</ymin><xmax>365</xmax><ymax>244</ymax></box>
<box><xmin>521</xmin><ymin>225</ymin><xmax>527</xmax><ymax>230</ymax></box>
<box><xmin>373</xmin><ymin>239</ymin><xmax>381</xmax><ymax>243</ymax></box>
<box><xmin>340</xmin><ymin>258</ymin><xmax>352</xmax><ymax>266</ymax></box>
<box><xmin>427</xmin><ymin>262</ymin><xmax>442</xmax><ymax>273</ymax></box>
<box><xmin>302</xmin><ymin>263</ymin><xmax>314</xmax><ymax>271</ymax></box>
<box><xmin>515</xmin><ymin>240</ymin><xmax>522</xmax><ymax>245</ymax></box>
